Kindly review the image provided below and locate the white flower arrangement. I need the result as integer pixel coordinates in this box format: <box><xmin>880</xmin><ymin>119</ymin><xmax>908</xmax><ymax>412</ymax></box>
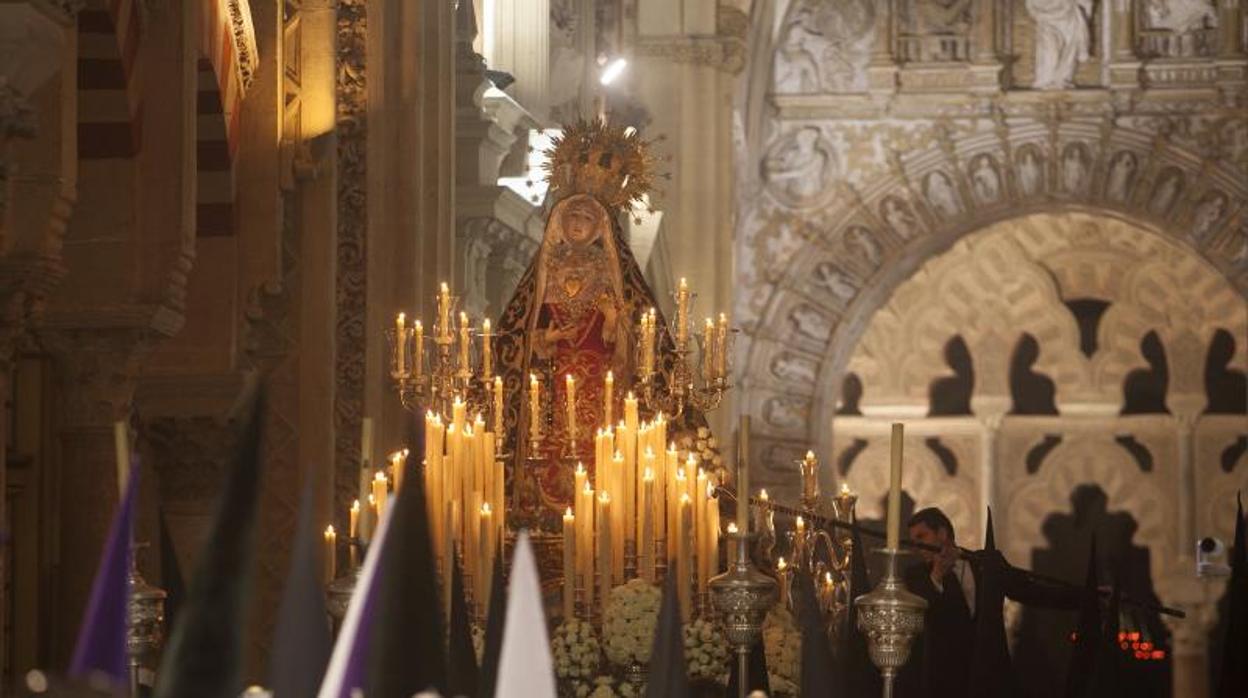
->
<box><xmin>683</xmin><ymin>618</ymin><xmax>731</xmax><ymax>684</ymax></box>
<box><xmin>602</xmin><ymin>579</ymin><xmax>662</xmax><ymax>667</ymax></box>
<box><xmin>579</xmin><ymin>675</ymin><xmax>640</xmax><ymax>698</ymax></box>
<box><xmin>762</xmin><ymin>607</ymin><xmax>802</xmax><ymax>696</ymax></box>
<box><xmin>677</xmin><ymin>426</ymin><xmax>726</xmax><ymax>478</ymax></box>
<box><xmin>552</xmin><ymin>619</ymin><xmax>602</xmax><ymax>682</ymax></box>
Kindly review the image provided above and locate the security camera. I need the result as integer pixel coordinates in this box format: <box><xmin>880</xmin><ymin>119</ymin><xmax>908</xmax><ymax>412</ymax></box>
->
<box><xmin>1197</xmin><ymin>537</ymin><xmax>1231</xmax><ymax>578</ymax></box>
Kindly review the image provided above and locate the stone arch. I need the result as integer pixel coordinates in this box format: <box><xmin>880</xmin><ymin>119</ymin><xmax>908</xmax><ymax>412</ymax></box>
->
<box><xmin>740</xmin><ymin>118</ymin><xmax>1248</xmax><ymax>478</ymax></box>
<box><xmin>1001</xmin><ymin>433</ymin><xmax>1172</xmax><ymax>582</ymax></box>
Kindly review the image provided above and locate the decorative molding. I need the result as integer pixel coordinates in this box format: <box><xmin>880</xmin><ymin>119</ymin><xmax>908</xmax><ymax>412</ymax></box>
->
<box><xmin>633</xmin><ymin>6</ymin><xmax>749</xmax><ymax>75</ymax></box>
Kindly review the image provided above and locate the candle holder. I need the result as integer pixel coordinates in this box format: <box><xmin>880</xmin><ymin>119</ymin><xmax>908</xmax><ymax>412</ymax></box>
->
<box><xmin>709</xmin><ymin>530</ymin><xmax>777</xmax><ymax>698</ymax></box>
<box><xmin>634</xmin><ymin>291</ymin><xmax>736</xmax><ymax>421</ymax></box>
<box><xmin>854</xmin><ymin>548</ymin><xmax>927</xmax><ymax>698</ymax></box>
<box><xmin>326</xmin><ymin>564</ymin><xmax>363</xmax><ymax>627</ymax></box>
<box><xmin>127</xmin><ymin>543</ymin><xmax>167</xmax><ymax>698</ymax></box>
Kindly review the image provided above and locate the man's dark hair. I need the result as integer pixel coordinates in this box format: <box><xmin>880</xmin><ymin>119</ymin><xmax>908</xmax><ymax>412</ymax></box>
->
<box><xmin>908</xmin><ymin>507</ymin><xmax>955</xmax><ymax>541</ymax></box>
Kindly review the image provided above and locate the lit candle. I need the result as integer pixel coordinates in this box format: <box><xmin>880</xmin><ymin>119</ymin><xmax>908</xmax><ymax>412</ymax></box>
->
<box><xmin>703</xmin><ymin>318</ymin><xmax>714</xmax><ymax>381</ymax></box>
<box><xmin>597</xmin><ymin>491</ymin><xmax>613</xmax><ymax>612</ymax></box>
<box><xmin>672</xmin><ymin>466</ymin><xmax>686</xmax><ymax>559</ymax></box>
<box><xmin>563</xmin><ymin>508</ymin><xmax>576</xmax><ymax>618</ymax></box>
<box><xmin>565</xmin><ymin>374</ymin><xmax>578</xmax><ymax>444</ymax></box>
<box><xmin>716</xmin><ymin>313</ymin><xmax>729</xmax><ymax>379</ymax></box>
<box><xmin>349</xmin><ymin>499</ymin><xmax>360</xmax><ymax>568</ymax></box>
<box><xmin>777</xmin><ymin>556</ymin><xmax>789</xmax><ymax>607</ymax></box>
<box><xmin>679</xmin><ymin>493</ymin><xmax>693</xmax><ymax>621</ymax></box>
<box><xmin>439</xmin><ymin>282</ymin><xmax>451</xmax><ymax>340</ymax></box>
<box><xmin>604</xmin><ymin>370</ymin><xmax>614</xmax><ymax>428</ymax></box>
<box><xmin>529</xmin><ymin>373</ymin><xmax>541</xmax><ymax>443</ymax></box>
<box><xmin>801</xmin><ymin>450</ymin><xmax>819</xmax><ymax>502</ymax></box>
<box><xmin>888</xmin><ymin>423</ymin><xmax>904</xmax><ymax>550</ymax></box>
<box><xmin>581</xmin><ymin>481</ymin><xmax>596</xmax><ymax>610</ymax></box>
<box><xmin>113</xmin><ymin>421</ymin><xmax>130</xmax><ymax>501</ymax></box>
<box><xmin>493</xmin><ymin>376</ymin><xmax>504</xmax><ymax>435</ymax></box>
<box><xmin>459</xmin><ymin>312</ymin><xmax>471</xmax><ymax>372</ymax></box>
<box><xmin>611</xmin><ymin>451</ymin><xmax>625</xmax><ymax>582</ymax></box>
<box><xmin>640</xmin><ymin>468</ymin><xmax>655</xmax><ymax>582</ymax></box>
<box><xmin>390</xmin><ymin>450</ymin><xmax>406</xmax><ymax>493</ymax></box>
<box><xmin>481</xmin><ymin>319</ymin><xmax>493</xmax><ymax>380</ymax></box>
<box><xmin>706</xmin><ymin>482</ymin><xmax>720</xmax><ymax>577</ymax></box>
<box><xmin>395</xmin><ymin>312</ymin><xmax>408</xmax><ymax>376</ymax></box>
<box><xmin>481</xmin><ymin>503</ymin><xmax>494</xmax><ymax>613</ymax></box>
<box><xmin>373</xmin><ymin>471</ymin><xmax>389</xmax><ymax>523</ymax></box>
<box><xmin>414</xmin><ymin>320</ymin><xmax>424</xmax><ymax>377</ymax></box>
<box><xmin>727</xmin><ymin>522</ymin><xmax>739</xmax><ymax>567</ymax></box>
<box><xmin>349</xmin><ymin>499</ymin><xmax>360</xmax><ymax>539</ymax></box>
<box><xmin>324</xmin><ymin>525</ymin><xmax>337</xmax><ymax>584</ymax></box>
<box><xmin>677</xmin><ymin>277</ymin><xmax>689</xmax><ymax>346</ymax></box>
<box><xmin>696</xmin><ymin>469</ymin><xmax>709</xmax><ymax>597</ymax></box>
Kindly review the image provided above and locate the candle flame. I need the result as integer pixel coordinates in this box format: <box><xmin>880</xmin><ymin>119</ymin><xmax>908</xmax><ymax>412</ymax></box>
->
<box><xmin>483</xmin><ymin>318</ymin><xmax>491</xmax><ymax>332</ymax></box>
<box><xmin>680</xmin><ymin>493</ymin><xmax>691</xmax><ymax>504</ymax></box>
<box><xmin>482</xmin><ymin>503</ymin><xmax>492</xmax><ymax>515</ymax></box>
<box><xmin>324</xmin><ymin>525</ymin><xmax>336</xmax><ymax>538</ymax></box>
<box><xmin>368</xmin><ymin>494</ymin><xmax>376</xmax><ymax>505</ymax></box>
<box><xmin>576</xmin><ymin>461</ymin><xmax>585</xmax><ymax>474</ymax></box>
<box><xmin>675</xmin><ymin>468</ymin><xmax>686</xmax><ymax>481</ymax></box>
<box><xmin>415</xmin><ymin>319</ymin><xmax>422</xmax><ymax>330</ymax></box>
<box><xmin>759</xmin><ymin>488</ymin><xmax>769</xmax><ymax>500</ymax></box>
<box><xmin>564</xmin><ymin>507</ymin><xmax>573</xmax><ymax>519</ymax></box>
<box><xmin>440</xmin><ymin>281</ymin><xmax>449</xmax><ymax>293</ymax></box>
<box><xmin>351</xmin><ymin>499</ymin><xmax>360</xmax><ymax>512</ymax></box>
<box><xmin>643</xmin><ymin>467</ymin><xmax>654</xmax><ymax>481</ymax></box>
<box><xmin>806</xmin><ymin>450</ymin><xmax>816</xmax><ymax>461</ymax></box>
<box><xmin>777</xmin><ymin>557</ymin><xmax>787</xmax><ymax>570</ymax></box>
<box><xmin>727</xmin><ymin>522</ymin><xmax>739</xmax><ymax>533</ymax></box>
<box><xmin>796</xmin><ymin>516</ymin><xmax>805</xmax><ymax>527</ymax></box>
<box><xmin>706</xmin><ymin>482</ymin><xmax>716</xmax><ymax>498</ymax></box>
<box><xmin>374</xmin><ymin>471</ymin><xmax>387</xmax><ymax>482</ymax></box>
<box><xmin>825</xmin><ymin>572</ymin><xmax>833</xmax><ymax>584</ymax></box>
<box><xmin>613</xmin><ymin>451</ymin><xmax>624</xmax><ymax>462</ymax></box>
<box><xmin>841</xmin><ymin>482</ymin><xmax>852</xmax><ymax>495</ymax></box>
<box><xmin>599</xmin><ymin>491</ymin><xmax>610</xmax><ymax>503</ymax></box>
<box><xmin>397</xmin><ymin>312</ymin><xmax>405</xmax><ymax>323</ymax></box>
<box><xmin>584</xmin><ymin>481</ymin><xmax>594</xmax><ymax>495</ymax></box>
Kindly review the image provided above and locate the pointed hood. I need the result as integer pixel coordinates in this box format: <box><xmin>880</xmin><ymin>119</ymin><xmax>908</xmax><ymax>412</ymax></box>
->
<box><xmin>645</xmin><ymin>569</ymin><xmax>690</xmax><ymax>698</ymax></box>
<box><xmin>1217</xmin><ymin>493</ymin><xmax>1248</xmax><ymax>698</ymax></box>
<box><xmin>447</xmin><ymin>550</ymin><xmax>480</xmax><ymax>698</ymax></box>
<box><xmin>1063</xmin><ymin>539</ymin><xmax>1102</xmax><ymax>698</ymax></box>
<box><xmin>968</xmin><ymin>508</ymin><xmax>1016</xmax><ymax>698</ymax></box>
<box><xmin>366</xmin><ymin>427</ymin><xmax>447</xmax><ymax>697</ymax></box>
<box><xmin>68</xmin><ymin>465</ymin><xmax>139</xmax><ymax>687</ymax></box>
<box><xmin>478</xmin><ymin>549</ymin><xmax>507</xmax><ymax>698</ymax></box>
<box><xmin>795</xmin><ymin>570</ymin><xmax>834</xmax><ymax>696</ymax></box>
<box><xmin>269</xmin><ymin>480</ymin><xmax>333</xmax><ymax>697</ymax></box>
<box><xmin>154</xmin><ymin>401</ymin><xmax>265</xmax><ymax>698</ymax></box>
<box><xmin>495</xmin><ymin>531</ymin><xmax>557</xmax><ymax>698</ymax></box>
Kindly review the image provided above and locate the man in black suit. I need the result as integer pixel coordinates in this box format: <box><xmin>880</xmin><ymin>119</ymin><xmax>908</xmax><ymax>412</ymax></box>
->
<box><xmin>900</xmin><ymin>507</ymin><xmax>1084</xmax><ymax>698</ymax></box>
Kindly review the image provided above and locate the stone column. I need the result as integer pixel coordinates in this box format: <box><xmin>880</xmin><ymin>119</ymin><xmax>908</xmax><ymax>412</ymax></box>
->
<box><xmin>1108</xmin><ymin>0</ymin><xmax>1141</xmax><ymax>87</ymax></box>
<box><xmin>42</xmin><ymin>328</ymin><xmax>149</xmax><ymax>665</ymax></box>
<box><xmin>971</xmin><ymin>397</ymin><xmax>1009</xmax><ymax>540</ymax></box>
<box><xmin>866</xmin><ymin>0</ymin><xmax>898</xmax><ymax>92</ymax></box>
<box><xmin>969</xmin><ymin>0</ymin><xmax>1003</xmax><ymax>91</ymax></box>
<box><xmin>488</xmin><ymin>0</ymin><xmax>551</xmax><ymax>120</ymax></box>
<box><xmin>0</xmin><ymin>1</ymin><xmax>78</xmax><ymax>666</ymax></box>
<box><xmin>1218</xmin><ymin>1</ymin><xmax>1243</xmax><ymax>57</ymax></box>
<box><xmin>1172</xmin><ymin>399</ymin><xmax>1202</xmax><ymax>564</ymax></box>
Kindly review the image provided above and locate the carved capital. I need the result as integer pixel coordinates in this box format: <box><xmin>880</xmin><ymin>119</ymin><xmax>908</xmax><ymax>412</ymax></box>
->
<box><xmin>42</xmin><ymin>327</ymin><xmax>152</xmax><ymax>427</ymax></box>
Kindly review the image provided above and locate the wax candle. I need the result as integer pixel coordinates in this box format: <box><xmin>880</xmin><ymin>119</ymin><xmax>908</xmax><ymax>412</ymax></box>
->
<box><xmin>611</xmin><ymin>451</ymin><xmax>625</xmax><ymax>582</ymax></box>
<box><xmin>481</xmin><ymin>319</ymin><xmax>493</xmax><ymax>380</ymax></box>
<box><xmin>801</xmin><ymin>450</ymin><xmax>819</xmax><ymax>501</ymax></box>
<box><xmin>349</xmin><ymin>499</ymin><xmax>360</xmax><ymax>539</ymax></box>
<box><xmin>581</xmin><ymin>481</ymin><xmax>596</xmax><ymax>610</ymax></box>
<box><xmin>113</xmin><ymin>421</ymin><xmax>130</xmax><ymax>501</ymax></box>
<box><xmin>390</xmin><ymin>450</ymin><xmax>406</xmax><ymax>493</ymax></box>
<box><xmin>727</xmin><ymin>522</ymin><xmax>739</xmax><ymax>567</ymax></box>
<box><xmin>373</xmin><ymin>471</ymin><xmax>389</xmax><ymax>523</ymax></box>
<box><xmin>439</xmin><ymin>282</ymin><xmax>451</xmax><ymax>339</ymax></box>
<box><xmin>679</xmin><ymin>493</ymin><xmax>693</xmax><ymax>621</ymax></box>
<box><xmin>529</xmin><ymin>374</ymin><xmax>541</xmax><ymax>442</ymax></box>
<box><xmin>565</xmin><ymin>374</ymin><xmax>577</xmax><ymax>443</ymax></box>
<box><xmin>737</xmin><ymin>416</ymin><xmax>750</xmax><ymax>533</ymax></box>
<box><xmin>349</xmin><ymin>499</ymin><xmax>360</xmax><ymax>568</ymax></box>
<box><xmin>395</xmin><ymin>312</ymin><xmax>407</xmax><ymax>376</ymax></box>
<box><xmin>706</xmin><ymin>482</ymin><xmax>720</xmax><ymax>577</ymax></box>
<box><xmin>324</xmin><ymin>525</ymin><xmax>337</xmax><ymax>583</ymax></box>
<box><xmin>696</xmin><ymin>469</ymin><xmax>709</xmax><ymax>597</ymax></box>
<box><xmin>642</xmin><ymin>448</ymin><xmax>656</xmax><ymax>542</ymax></box>
<box><xmin>715</xmin><ymin>313</ymin><xmax>729</xmax><ymax>379</ymax></box>
<box><xmin>481</xmin><ymin>503</ymin><xmax>494</xmax><ymax>614</ymax></box>
<box><xmin>597</xmin><ymin>491</ymin><xmax>613</xmax><ymax>612</ymax></box>
<box><xmin>459</xmin><ymin>312</ymin><xmax>471</xmax><ymax>372</ymax></box>
<box><xmin>703</xmin><ymin>318</ymin><xmax>714</xmax><ymax>381</ymax></box>
<box><xmin>677</xmin><ymin>277</ymin><xmax>689</xmax><ymax>346</ymax></box>
<box><xmin>563</xmin><ymin>508</ymin><xmax>576</xmax><ymax>618</ymax></box>
<box><xmin>604</xmin><ymin>370</ymin><xmax>614</xmax><ymax>427</ymax></box>
<box><xmin>888</xmin><ymin>422</ymin><xmax>904</xmax><ymax>550</ymax></box>
<box><xmin>414</xmin><ymin>320</ymin><xmax>424</xmax><ymax>377</ymax></box>
<box><xmin>640</xmin><ymin>468</ymin><xmax>655</xmax><ymax>582</ymax></box>
<box><xmin>672</xmin><ymin>466</ymin><xmax>686</xmax><ymax>559</ymax></box>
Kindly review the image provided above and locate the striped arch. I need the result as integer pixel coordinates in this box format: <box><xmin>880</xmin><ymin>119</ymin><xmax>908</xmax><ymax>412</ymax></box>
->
<box><xmin>77</xmin><ymin>1</ymin><xmax>142</xmax><ymax>159</ymax></box>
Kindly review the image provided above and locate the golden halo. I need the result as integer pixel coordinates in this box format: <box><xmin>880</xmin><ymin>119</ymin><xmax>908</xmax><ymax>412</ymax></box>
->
<box><xmin>542</xmin><ymin>118</ymin><xmax>657</xmax><ymax>212</ymax></box>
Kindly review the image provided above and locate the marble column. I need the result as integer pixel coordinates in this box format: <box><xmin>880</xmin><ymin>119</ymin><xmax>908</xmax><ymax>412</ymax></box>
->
<box><xmin>1109</xmin><ymin>0</ymin><xmax>1141</xmax><ymax>87</ymax></box>
<box><xmin>42</xmin><ymin>328</ymin><xmax>149</xmax><ymax>665</ymax></box>
<box><xmin>1172</xmin><ymin>398</ymin><xmax>1203</xmax><ymax>565</ymax></box>
<box><xmin>487</xmin><ymin>0</ymin><xmax>550</xmax><ymax>120</ymax></box>
<box><xmin>971</xmin><ymin>396</ymin><xmax>1009</xmax><ymax>540</ymax></box>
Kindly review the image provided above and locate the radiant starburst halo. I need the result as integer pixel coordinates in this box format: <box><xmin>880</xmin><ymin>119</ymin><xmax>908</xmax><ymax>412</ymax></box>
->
<box><xmin>542</xmin><ymin>118</ymin><xmax>658</xmax><ymax>211</ymax></box>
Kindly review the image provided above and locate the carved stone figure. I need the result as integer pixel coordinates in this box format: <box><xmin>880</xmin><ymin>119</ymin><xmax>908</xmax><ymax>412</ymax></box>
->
<box><xmin>1026</xmin><ymin>0</ymin><xmax>1094</xmax><ymax>90</ymax></box>
<box><xmin>1190</xmin><ymin>192</ymin><xmax>1227</xmax><ymax>242</ymax></box>
<box><xmin>790</xmin><ymin>303</ymin><xmax>834</xmax><ymax>342</ymax></box>
<box><xmin>773</xmin><ymin>0</ymin><xmax>875</xmax><ymax>94</ymax></box>
<box><xmin>924</xmin><ymin>171</ymin><xmax>961</xmax><ymax>217</ymax></box>
<box><xmin>1061</xmin><ymin>143</ymin><xmax>1089</xmax><ymax>193</ymax></box>
<box><xmin>762</xmin><ymin>126</ymin><xmax>835</xmax><ymax>207</ymax></box>
<box><xmin>812</xmin><ymin>262</ymin><xmax>858</xmax><ymax>302</ymax></box>
<box><xmin>969</xmin><ymin>154</ymin><xmax>1001</xmax><ymax>203</ymax></box>
<box><xmin>1105</xmin><ymin>151</ymin><xmax>1137</xmax><ymax>202</ymax></box>
<box><xmin>918</xmin><ymin>0</ymin><xmax>972</xmax><ymax>34</ymax></box>
<box><xmin>549</xmin><ymin>0</ymin><xmax>586</xmax><ymax>122</ymax></box>
<box><xmin>881</xmin><ymin>196</ymin><xmax>921</xmax><ymax>240</ymax></box>
<box><xmin>1149</xmin><ymin>170</ymin><xmax>1184</xmax><ymax>216</ymax></box>
<box><xmin>771</xmin><ymin>352</ymin><xmax>818</xmax><ymax>385</ymax></box>
<box><xmin>1017</xmin><ymin>147</ymin><xmax>1045</xmax><ymax>197</ymax></box>
<box><xmin>844</xmin><ymin>226</ymin><xmax>882</xmax><ymax>267</ymax></box>
<box><xmin>764</xmin><ymin>395</ymin><xmax>809</xmax><ymax>430</ymax></box>
<box><xmin>1145</xmin><ymin>0</ymin><xmax>1216</xmax><ymax>32</ymax></box>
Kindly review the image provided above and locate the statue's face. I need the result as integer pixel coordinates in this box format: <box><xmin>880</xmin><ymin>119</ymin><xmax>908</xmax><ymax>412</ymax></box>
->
<box><xmin>562</xmin><ymin>204</ymin><xmax>598</xmax><ymax>244</ymax></box>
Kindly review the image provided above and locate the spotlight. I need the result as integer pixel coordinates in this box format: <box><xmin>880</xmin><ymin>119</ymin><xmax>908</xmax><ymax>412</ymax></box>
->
<box><xmin>599</xmin><ymin>58</ymin><xmax>628</xmax><ymax>86</ymax></box>
<box><xmin>1197</xmin><ymin>536</ymin><xmax>1231</xmax><ymax>577</ymax></box>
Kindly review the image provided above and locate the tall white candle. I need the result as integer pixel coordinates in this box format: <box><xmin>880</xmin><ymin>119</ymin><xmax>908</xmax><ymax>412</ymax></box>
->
<box><xmin>888</xmin><ymin>423</ymin><xmax>904</xmax><ymax>550</ymax></box>
<box><xmin>563</xmin><ymin>508</ymin><xmax>576</xmax><ymax>618</ymax></box>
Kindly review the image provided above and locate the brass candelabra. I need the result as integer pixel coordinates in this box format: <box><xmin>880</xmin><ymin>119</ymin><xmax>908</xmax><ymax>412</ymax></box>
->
<box><xmin>855</xmin><ymin>548</ymin><xmax>927</xmax><ymax>698</ymax></box>
<box><xmin>709</xmin><ymin>530</ymin><xmax>777</xmax><ymax>698</ymax></box>
<box><xmin>634</xmin><ymin>282</ymin><xmax>734</xmax><ymax>420</ymax></box>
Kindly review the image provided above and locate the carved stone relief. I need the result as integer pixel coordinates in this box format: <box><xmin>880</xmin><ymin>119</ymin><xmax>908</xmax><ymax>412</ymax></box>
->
<box><xmin>898</xmin><ymin>0</ymin><xmax>973</xmax><ymax>62</ymax></box>
<box><xmin>922</xmin><ymin>170</ymin><xmax>961</xmax><ymax>217</ymax></box>
<box><xmin>1188</xmin><ymin>191</ymin><xmax>1228</xmax><ymax>243</ymax></box>
<box><xmin>1139</xmin><ymin>0</ymin><xmax>1218</xmax><ymax>58</ymax></box>
<box><xmin>788</xmin><ymin>302</ymin><xmax>835</xmax><ymax>344</ymax></box>
<box><xmin>811</xmin><ymin>261</ymin><xmax>859</xmax><ymax>304</ymax></box>
<box><xmin>770</xmin><ymin>351</ymin><xmax>819</xmax><ymax>386</ymax></box>
<box><xmin>773</xmin><ymin>0</ymin><xmax>875</xmax><ymax>94</ymax></box>
<box><xmin>1148</xmin><ymin>167</ymin><xmax>1185</xmax><ymax>217</ymax></box>
<box><xmin>1025</xmin><ymin>0</ymin><xmax>1095</xmax><ymax>90</ymax></box>
<box><xmin>1105</xmin><ymin>150</ymin><xmax>1138</xmax><ymax>202</ymax></box>
<box><xmin>1015</xmin><ymin>144</ymin><xmax>1047</xmax><ymax>198</ymax></box>
<box><xmin>879</xmin><ymin>196</ymin><xmax>924</xmax><ymax>241</ymax></box>
<box><xmin>761</xmin><ymin>126</ymin><xmax>837</xmax><ymax>208</ymax></box>
<box><xmin>1060</xmin><ymin>141</ymin><xmax>1090</xmax><ymax>194</ymax></box>
<box><xmin>967</xmin><ymin>153</ymin><xmax>1002</xmax><ymax>205</ymax></box>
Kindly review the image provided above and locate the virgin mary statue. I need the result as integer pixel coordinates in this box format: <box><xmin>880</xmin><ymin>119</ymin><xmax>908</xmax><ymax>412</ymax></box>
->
<box><xmin>494</xmin><ymin>120</ymin><xmax>672</xmax><ymax>531</ymax></box>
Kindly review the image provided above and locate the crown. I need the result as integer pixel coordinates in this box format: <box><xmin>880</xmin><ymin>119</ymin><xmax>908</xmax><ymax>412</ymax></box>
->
<box><xmin>542</xmin><ymin>118</ymin><xmax>657</xmax><ymax>211</ymax></box>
